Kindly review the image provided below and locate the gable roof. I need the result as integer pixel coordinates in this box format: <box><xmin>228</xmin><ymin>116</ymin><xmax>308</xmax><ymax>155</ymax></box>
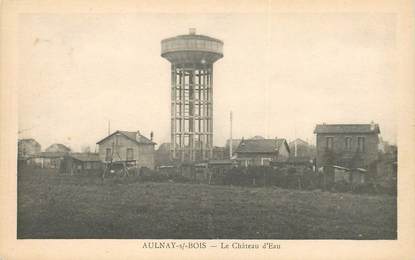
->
<box><xmin>250</xmin><ymin>135</ymin><xmax>265</xmax><ymax>140</ymax></box>
<box><xmin>289</xmin><ymin>138</ymin><xmax>309</xmax><ymax>146</ymax></box>
<box><xmin>18</xmin><ymin>138</ymin><xmax>41</xmax><ymax>145</ymax></box>
<box><xmin>96</xmin><ymin>130</ymin><xmax>155</xmax><ymax>145</ymax></box>
<box><xmin>157</xmin><ymin>142</ymin><xmax>170</xmax><ymax>152</ymax></box>
<box><xmin>45</xmin><ymin>143</ymin><xmax>71</xmax><ymax>152</ymax></box>
<box><xmin>314</xmin><ymin>124</ymin><xmax>380</xmax><ymax>134</ymax></box>
<box><xmin>235</xmin><ymin>139</ymin><xmax>290</xmax><ymax>154</ymax></box>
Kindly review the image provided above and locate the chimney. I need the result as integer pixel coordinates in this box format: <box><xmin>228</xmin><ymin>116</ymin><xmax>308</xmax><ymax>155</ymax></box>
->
<box><xmin>150</xmin><ymin>131</ymin><xmax>154</xmax><ymax>141</ymax></box>
<box><xmin>189</xmin><ymin>28</ymin><xmax>196</xmax><ymax>35</ymax></box>
<box><xmin>370</xmin><ymin>121</ymin><xmax>375</xmax><ymax>131</ymax></box>
<box><xmin>136</xmin><ymin>130</ymin><xmax>141</xmax><ymax>141</ymax></box>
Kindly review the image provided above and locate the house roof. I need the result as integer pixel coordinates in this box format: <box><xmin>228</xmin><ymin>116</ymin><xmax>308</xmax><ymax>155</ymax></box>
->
<box><xmin>69</xmin><ymin>153</ymin><xmax>101</xmax><ymax>162</ymax></box>
<box><xmin>289</xmin><ymin>138</ymin><xmax>309</xmax><ymax>146</ymax></box>
<box><xmin>213</xmin><ymin>146</ymin><xmax>225</xmax><ymax>151</ymax></box>
<box><xmin>235</xmin><ymin>139</ymin><xmax>290</xmax><ymax>154</ymax></box>
<box><xmin>250</xmin><ymin>135</ymin><xmax>265</xmax><ymax>140</ymax></box>
<box><xmin>314</xmin><ymin>124</ymin><xmax>380</xmax><ymax>134</ymax></box>
<box><xmin>46</xmin><ymin>143</ymin><xmax>71</xmax><ymax>152</ymax></box>
<box><xmin>225</xmin><ymin>139</ymin><xmax>242</xmax><ymax>148</ymax></box>
<box><xmin>96</xmin><ymin>130</ymin><xmax>156</xmax><ymax>145</ymax></box>
<box><xmin>157</xmin><ymin>142</ymin><xmax>170</xmax><ymax>152</ymax></box>
<box><xmin>18</xmin><ymin>138</ymin><xmax>40</xmax><ymax>145</ymax></box>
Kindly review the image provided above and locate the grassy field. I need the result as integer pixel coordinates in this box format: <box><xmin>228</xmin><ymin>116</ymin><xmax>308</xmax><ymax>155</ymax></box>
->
<box><xmin>17</xmin><ymin>168</ymin><xmax>397</xmax><ymax>239</ymax></box>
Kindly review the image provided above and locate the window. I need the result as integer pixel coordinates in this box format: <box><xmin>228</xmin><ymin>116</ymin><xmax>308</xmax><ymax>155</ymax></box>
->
<box><xmin>105</xmin><ymin>148</ymin><xmax>112</xmax><ymax>161</ymax></box>
<box><xmin>357</xmin><ymin>137</ymin><xmax>365</xmax><ymax>152</ymax></box>
<box><xmin>261</xmin><ymin>158</ymin><xmax>272</xmax><ymax>166</ymax></box>
<box><xmin>345</xmin><ymin>137</ymin><xmax>352</xmax><ymax>151</ymax></box>
<box><xmin>326</xmin><ymin>137</ymin><xmax>333</xmax><ymax>150</ymax></box>
<box><xmin>127</xmin><ymin>148</ymin><xmax>134</xmax><ymax>161</ymax></box>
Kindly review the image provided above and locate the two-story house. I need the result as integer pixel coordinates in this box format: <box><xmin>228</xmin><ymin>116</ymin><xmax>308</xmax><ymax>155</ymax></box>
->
<box><xmin>18</xmin><ymin>138</ymin><xmax>41</xmax><ymax>158</ymax></box>
<box><xmin>314</xmin><ymin>123</ymin><xmax>380</xmax><ymax>169</ymax></box>
<box><xmin>97</xmin><ymin>130</ymin><xmax>156</xmax><ymax>170</ymax></box>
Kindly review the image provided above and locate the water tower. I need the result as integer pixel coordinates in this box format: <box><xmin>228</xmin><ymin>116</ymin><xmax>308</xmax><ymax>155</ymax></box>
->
<box><xmin>161</xmin><ymin>28</ymin><xmax>223</xmax><ymax>162</ymax></box>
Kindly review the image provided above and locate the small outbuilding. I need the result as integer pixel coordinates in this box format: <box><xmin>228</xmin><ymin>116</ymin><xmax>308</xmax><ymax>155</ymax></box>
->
<box><xmin>60</xmin><ymin>153</ymin><xmax>102</xmax><ymax>175</ymax></box>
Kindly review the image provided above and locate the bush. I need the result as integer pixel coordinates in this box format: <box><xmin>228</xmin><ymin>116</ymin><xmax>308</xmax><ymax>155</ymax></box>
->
<box><xmin>352</xmin><ymin>183</ymin><xmax>376</xmax><ymax>194</ymax></box>
<box><xmin>138</xmin><ymin>167</ymin><xmax>169</xmax><ymax>182</ymax></box>
<box><xmin>333</xmin><ymin>181</ymin><xmax>350</xmax><ymax>193</ymax></box>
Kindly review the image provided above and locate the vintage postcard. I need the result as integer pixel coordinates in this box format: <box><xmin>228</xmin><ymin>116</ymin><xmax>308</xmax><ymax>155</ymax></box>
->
<box><xmin>1</xmin><ymin>0</ymin><xmax>414</xmax><ymax>259</ymax></box>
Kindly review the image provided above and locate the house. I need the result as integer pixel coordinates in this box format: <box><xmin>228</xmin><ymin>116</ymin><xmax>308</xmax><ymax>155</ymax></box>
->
<box><xmin>234</xmin><ymin>138</ymin><xmax>290</xmax><ymax>166</ymax></box>
<box><xmin>18</xmin><ymin>138</ymin><xmax>41</xmax><ymax>159</ymax></box>
<box><xmin>224</xmin><ymin>139</ymin><xmax>242</xmax><ymax>158</ymax></box>
<box><xmin>97</xmin><ymin>130</ymin><xmax>156</xmax><ymax>170</ymax></box>
<box><xmin>288</xmin><ymin>138</ymin><xmax>316</xmax><ymax>160</ymax></box>
<box><xmin>45</xmin><ymin>143</ymin><xmax>71</xmax><ymax>153</ymax></box>
<box><xmin>155</xmin><ymin>142</ymin><xmax>171</xmax><ymax>166</ymax></box>
<box><xmin>60</xmin><ymin>153</ymin><xmax>102</xmax><ymax>175</ymax></box>
<box><xmin>314</xmin><ymin>122</ymin><xmax>380</xmax><ymax>170</ymax></box>
<box><xmin>212</xmin><ymin>146</ymin><xmax>226</xmax><ymax>160</ymax></box>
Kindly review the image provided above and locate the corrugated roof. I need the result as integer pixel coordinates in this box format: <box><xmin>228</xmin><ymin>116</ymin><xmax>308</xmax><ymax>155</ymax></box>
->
<box><xmin>314</xmin><ymin>124</ymin><xmax>380</xmax><ymax>134</ymax></box>
<box><xmin>235</xmin><ymin>139</ymin><xmax>289</xmax><ymax>154</ymax></box>
<box><xmin>96</xmin><ymin>130</ymin><xmax>155</xmax><ymax>145</ymax></box>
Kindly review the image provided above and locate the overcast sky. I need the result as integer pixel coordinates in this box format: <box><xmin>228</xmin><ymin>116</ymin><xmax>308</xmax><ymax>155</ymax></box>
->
<box><xmin>18</xmin><ymin>13</ymin><xmax>397</xmax><ymax>151</ymax></box>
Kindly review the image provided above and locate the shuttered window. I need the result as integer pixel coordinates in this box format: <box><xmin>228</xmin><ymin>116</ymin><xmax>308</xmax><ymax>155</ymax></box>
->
<box><xmin>357</xmin><ymin>137</ymin><xmax>365</xmax><ymax>152</ymax></box>
<box><xmin>345</xmin><ymin>137</ymin><xmax>352</xmax><ymax>151</ymax></box>
<box><xmin>326</xmin><ymin>137</ymin><xmax>333</xmax><ymax>150</ymax></box>
<box><xmin>105</xmin><ymin>148</ymin><xmax>112</xmax><ymax>161</ymax></box>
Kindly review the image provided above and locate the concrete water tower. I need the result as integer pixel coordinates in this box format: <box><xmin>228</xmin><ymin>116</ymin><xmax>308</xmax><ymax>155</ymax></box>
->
<box><xmin>161</xmin><ymin>28</ymin><xmax>223</xmax><ymax>162</ymax></box>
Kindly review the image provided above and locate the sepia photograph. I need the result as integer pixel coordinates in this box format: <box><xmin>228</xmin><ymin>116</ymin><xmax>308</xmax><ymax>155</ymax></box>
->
<box><xmin>16</xmin><ymin>12</ymin><xmax>398</xmax><ymax>240</ymax></box>
<box><xmin>1</xmin><ymin>0</ymin><xmax>414</xmax><ymax>259</ymax></box>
